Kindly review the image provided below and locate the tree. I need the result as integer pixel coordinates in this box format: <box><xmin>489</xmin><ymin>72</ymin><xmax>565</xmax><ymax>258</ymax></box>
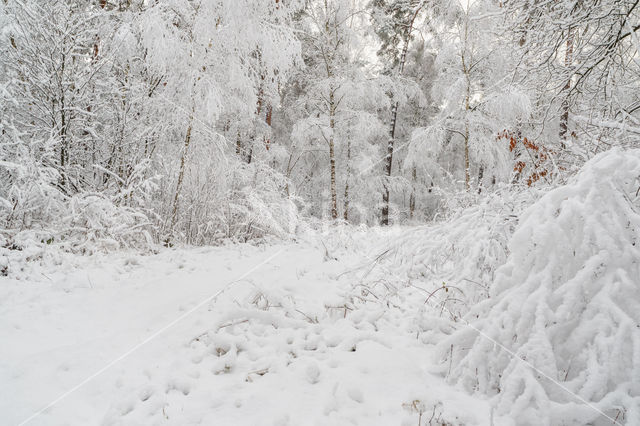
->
<box><xmin>505</xmin><ymin>0</ymin><xmax>640</xmax><ymax>157</ymax></box>
<box><xmin>372</xmin><ymin>0</ymin><xmax>425</xmax><ymax>224</ymax></box>
<box><xmin>288</xmin><ymin>0</ymin><xmax>387</xmax><ymax>221</ymax></box>
<box><xmin>139</xmin><ymin>0</ymin><xmax>301</xmax><ymax>241</ymax></box>
<box><xmin>405</xmin><ymin>0</ymin><xmax>532</xmax><ymax>201</ymax></box>
<box><xmin>1</xmin><ymin>0</ymin><xmax>118</xmax><ymax>194</ymax></box>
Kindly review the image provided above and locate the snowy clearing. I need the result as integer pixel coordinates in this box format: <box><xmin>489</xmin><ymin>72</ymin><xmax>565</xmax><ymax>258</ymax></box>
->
<box><xmin>1</xmin><ymin>234</ymin><xmax>489</xmax><ymax>426</ymax></box>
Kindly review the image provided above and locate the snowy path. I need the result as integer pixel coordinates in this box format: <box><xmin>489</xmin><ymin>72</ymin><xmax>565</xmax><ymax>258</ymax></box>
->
<box><xmin>1</xmin><ymin>237</ymin><xmax>490</xmax><ymax>426</ymax></box>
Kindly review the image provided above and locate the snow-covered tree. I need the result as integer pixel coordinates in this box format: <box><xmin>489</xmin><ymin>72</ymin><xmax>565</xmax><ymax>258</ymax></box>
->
<box><xmin>285</xmin><ymin>0</ymin><xmax>389</xmax><ymax>222</ymax></box>
<box><xmin>505</xmin><ymin>0</ymin><xmax>640</xmax><ymax>158</ymax></box>
<box><xmin>406</xmin><ymin>0</ymin><xmax>535</xmax><ymax>200</ymax></box>
<box><xmin>371</xmin><ymin>0</ymin><xmax>428</xmax><ymax>224</ymax></box>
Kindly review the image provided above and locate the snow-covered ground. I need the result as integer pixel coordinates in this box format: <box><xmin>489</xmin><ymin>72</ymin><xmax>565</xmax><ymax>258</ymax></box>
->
<box><xmin>0</xmin><ymin>232</ymin><xmax>489</xmax><ymax>426</ymax></box>
<box><xmin>3</xmin><ymin>150</ymin><xmax>640</xmax><ymax>426</ymax></box>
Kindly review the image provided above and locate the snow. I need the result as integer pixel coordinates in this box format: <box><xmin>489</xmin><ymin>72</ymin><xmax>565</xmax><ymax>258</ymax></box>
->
<box><xmin>3</xmin><ymin>149</ymin><xmax>640</xmax><ymax>426</ymax></box>
<box><xmin>441</xmin><ymin>148</ymin><xmax>640</xmax><ymax>425</ymax></box>
<box><xmin>0</xmin><ymin>235</ymin><xmax>489</xmax><ymax>426</ymax></box>
<box><xmin>2</xmin><ymin>0</ymin><xmax>639</xmax><ymax>423</ymax></box>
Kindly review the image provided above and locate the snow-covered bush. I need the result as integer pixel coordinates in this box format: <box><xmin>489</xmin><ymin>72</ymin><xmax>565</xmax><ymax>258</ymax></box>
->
<box><xmin>0</xmin><ymin>128</ymin><xmax>155</xmax><ymax>254</ymax></box>
<box><xmin>380</xmin><ymin>186</ymin><xmax>541</xmax><ymax>317</ymax></box>
<box><xmin>63</xmin><ymin>194</ymin><xmax>153</xmax><ymax>253</ymax></box>
<box><xmin>162</xmin><ymin>139</ymin><xmax>299</xmax><ymax>245</ymax></box>
<box><xmin>219</xmin><ymin>161</ymin><xmax>300</xmax><ymax>243</ymax></box>
<box><xmin>440</xmin><ymin>148</ymin><xmax>640</xmax><ymax>425</ymax></box>
<box><xmin>0</xmin><ymin>132</ymin><xmax>63</xmax><ymax>232</ymax></box>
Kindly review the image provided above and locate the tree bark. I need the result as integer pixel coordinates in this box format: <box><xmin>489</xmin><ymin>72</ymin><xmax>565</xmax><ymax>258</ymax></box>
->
<box><xmin>58</xmin><ymin>53</ymin><xmax>68</xmax><ymax>191</ymax></box>
<box><xmin>409</xmin><ymin>165</ymin><xmax>416</xmax><ymax>219</ymax></box>
<box><xmin>461</xmin><ymin>9</ymin><xmax>471</xmax><ymax>191</ymax></box>
<box><xmin>343</xmin><ymin>137</ymin><xmax>351</xmax><ymax>221</ymax></box>
<box><xmin>170</xmin><ymin>113</ymin><xmax>193</xmax><ymax>236</ymax></box>
<box><xmin>329</xmin><ymin>89</ymin><xmax>338</xmax><ymax>220</ymax></box>
<box><xmin>248</xmin><ymin>87</ymin><xmax>264</xmax><ymax>164</ymax></box>
<box><xmin>264</xmin><ymin>105</ymin><xmax>272</xmax><ymax>151</ymax></box>
<box><xmin>559</xmin><ymin>27</ymin><xmax>575</xmax><ymax>146</ymax></box>
<box><xmin>463</xmin><ymin>108</ymin><xmax>470</xmax><ymax>191</ymax></box>
<box><xmin>236</xmin><ymin>130</ymin><xmax>242</xmax><ymax>156</ymax></box>
<box><xmin>381</xmin><ymin>100</ymin><xmax>398</xmax><ymax>225</ymax></box>
<box><xmin>381</xmin><ymin>6</ymin><xmax>421</xmax><ymax>225</ymax></box>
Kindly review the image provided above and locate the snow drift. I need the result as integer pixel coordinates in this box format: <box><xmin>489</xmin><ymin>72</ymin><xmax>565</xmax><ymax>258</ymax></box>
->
<box><xmin>441</xmin><ymin>148</ymin><xmax>640</xmax><ymax>425</ymax></box>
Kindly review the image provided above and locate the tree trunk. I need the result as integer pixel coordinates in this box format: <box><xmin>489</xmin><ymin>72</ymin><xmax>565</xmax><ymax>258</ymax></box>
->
<box><xmin>559</xmin><ymin>27</ymin><xmax>575</xmax><ymax>146</ymax></box>
<box><xmin>461</xmin><ymin>10</ymin><xmax>471</xmax><ymax>191</ymax></box>
<box><xmin>246</xmin><ymin>84</ymin><xmax>264</xmax><ymax>165</ymax></box>
<box><xmin>409</xmin><ymin>166</ymin><xmax>416</xmax><ymax>219</ymax></box>
<box><xmin>477</xmin><ymin>165</ymin><xmax>484</xmax><ymax>194</ymax></box>
<box><xmin>329</xmin><ymin>90</ymin><xmax>338</xmax><ymax>220</ymax></box>
<box><xmin>343</xmin><ymin>137</ymin><xmax>351</xmax><ymax>221</ymax></box>
<box><xmin>170</xmin><ymin>114</ymin><xmax>193</xmax><ymax>237</ymax></box>
<box><xmin>285</xmin><ymin>152</ymin><xmax>294</xmax><ymax>198</ymax></box>
<box><xmin>381</xmin><ymin>6</ymin><xmax>421</xmax><ymax>225</ymax></box>
<box><xmin>59</xmin><ymin>54</ymin><xmax>68</xmax><ymax>191</ymax></box>
<box><xmin>236</xmin><ymin>130</ymin><xmax>242</xmax><ymax>156</ymax></box>
<box><xmin>60</xmin><ymin>100</ymin><xmax>67</xmax><ymax>189</ymax></box>
<box><xmin>464</xmin><ymin>114</ymin><xmax>470</xmax><ymax>191</ymax></box>
<box><xmin>381</xmin><ymin>100</ymin><xmax>398</xmax><ymax>225</ymax></box>
<box><xmin>264</xmin><ymin>105</ymin><xmax>272</xmax><ymax>151</ymax></box>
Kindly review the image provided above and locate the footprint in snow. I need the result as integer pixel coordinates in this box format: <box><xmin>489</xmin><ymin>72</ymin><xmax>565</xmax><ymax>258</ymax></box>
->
<box><xmin>347</xmin><ymin>387</ymin><xmax>364</xmax><ymax>403</ymax></box>
<box><xmin>305</xmin><ymin>362</ymin><xmax>320</xmax><ymax>384</ymax></box>
<box><xmin>138</xmin><ymin>385</ymin><xmax>155</xmax><ymax>402</ymax></box>
<box><xmin>165</xmin><ymin>378</ymin><xmax>191</xmax><ymax>396</ymax></box>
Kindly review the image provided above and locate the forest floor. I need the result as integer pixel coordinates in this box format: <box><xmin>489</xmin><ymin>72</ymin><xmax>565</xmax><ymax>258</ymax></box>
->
<box><xmin>1</xmin><ymin>229</ymin><xmax>492</xmax><ymax>426</ymax></box>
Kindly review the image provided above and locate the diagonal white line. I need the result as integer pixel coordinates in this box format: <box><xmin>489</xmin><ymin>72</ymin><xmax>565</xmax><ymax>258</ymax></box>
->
<box><xmin>17</xmin><ymin>247</ymin><xmax>286</xmax><ymax>426</ymax></box>
<box><xmin>435</xmin><ymin>289</ymin><xmax>620</xmax><ymax>424</ymax></box>
<box><xmin>450</xmin><ymin>311</ymin><xmax>621</xmax><ymax>425</ymax></box>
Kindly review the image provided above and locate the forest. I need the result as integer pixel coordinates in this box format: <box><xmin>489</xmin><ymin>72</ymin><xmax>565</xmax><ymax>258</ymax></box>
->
<box><xmin>1</xmin><ymin>0</ymin><xmax>639</xmax><ymax>425</ymax></box>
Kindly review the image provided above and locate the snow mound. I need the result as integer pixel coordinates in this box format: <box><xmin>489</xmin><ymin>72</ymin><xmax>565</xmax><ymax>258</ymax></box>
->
<box><xmin>441</xmin><ymin>148</ymin><xmax>640</xmax><ymax>425</ymax></box>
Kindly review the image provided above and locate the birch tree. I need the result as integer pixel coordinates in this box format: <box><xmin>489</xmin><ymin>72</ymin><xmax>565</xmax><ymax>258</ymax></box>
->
<box><xmin>140</xmin><ymin>0</ymin><xmax>301</xmax><ymax>241</ymax></box>
<box><xmin>372</xmin><ymin>0</ymin><xmax>425</xmax><ymax>224</ymax></box>
<box><xmin>291</xmin><ymin>0</ymin><xmax>386</xmax><ymax>221</ymax></box>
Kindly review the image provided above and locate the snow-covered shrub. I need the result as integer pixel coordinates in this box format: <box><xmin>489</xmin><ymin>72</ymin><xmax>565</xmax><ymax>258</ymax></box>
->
<box><xmin>0</xmin><ymin>130</ymin><xmax>64</xmax><ymax>232</ymax></box>
<box><xmin>440</xmin><ymin>148</ymin><xmax>640</xmax><ymax>425</ymax></box>
<box><xmin>380</xmin><ymin>186</ymin><xmax>541</xmax><ymax>317</ymax></box>
<box><xmin>221</xmin><ymin>161</ymin><xmax>300</xmax><ymax>242</ymax></box>
<box><xmin>164</xmin><ymin>138</ymin><xmax>299</xmax><ymax>245</ymax></box>
<box><xmin>0</xmin><ymin>130</ymin><xmax>155</xmax><ymax>254</ymax></box>
<box><xmin>64</xmin><ymin>193</ymin><xmax>153</xmax><ymax>253</ymax></box>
